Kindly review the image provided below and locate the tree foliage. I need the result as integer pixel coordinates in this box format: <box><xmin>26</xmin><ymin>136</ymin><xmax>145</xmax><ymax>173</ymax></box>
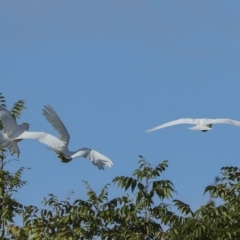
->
<box><xmin>20</xmin><ymin>157</ymin><xmax>172</xmax><ymax>239</ymax></box>
<box><xmin>0</xmin><ymin>93</ymin><xmax>27</xmax><ymax>239</ymax></box>
<box><xmin>162</xmin><ymin>166</ymin><xmax>240</xmax><ymax>240</ymax></box>
<box><xmin>0</xmin><ymin>92</ymin><xmax>240</xmax><ymax>239</ymax></box>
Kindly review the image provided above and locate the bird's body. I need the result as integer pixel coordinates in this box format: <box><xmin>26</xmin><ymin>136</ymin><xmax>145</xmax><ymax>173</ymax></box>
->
<box><xmin>42</xmin><ymin>105</ymin><xmax>113</xmax><ymax>170</ymax></box>
<box><xmin>0</xmin><ymin>105</ymin><xmax>65</xmax><ymax>156</ymax></box>
<box><xmin>147</xmin><ymin>118</ymin><xmax>240</xmax><ymax>132</ymax></box>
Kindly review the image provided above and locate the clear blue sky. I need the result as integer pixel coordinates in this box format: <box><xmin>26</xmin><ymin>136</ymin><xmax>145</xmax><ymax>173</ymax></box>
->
<box><xmin>1</xmin><ymin>1</ymin><xmax>240</xmax><ymax>215</ymax></box>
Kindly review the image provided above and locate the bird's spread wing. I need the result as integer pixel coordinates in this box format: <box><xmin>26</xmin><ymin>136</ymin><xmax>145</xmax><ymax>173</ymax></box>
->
<box><xmin>146</xmin><ymin>118</ymin><xmax>197</xmax><ymax>132</ymax></box>
<box><xmin>0</xmin><ymin>109</ymin><xmax>18</xmax><ymax>136</ymax></box>
<box><xmin>71</xmin><ymin>147</ymin><xmax>113</xmax><ymax>170</ymax></box>
<box><xmin>13</xmin><ymin>131</ymin><xmax>65</xmax><ymax>149</ymax></box>
<box><xmin>42</xmin><ymin>105</ymin><xmax>70</xmax><ymax>144</ymax></box>
<box><xmin>208</xmin><ymin>119</ymin><xmax>240</xmax><ymax>127</ymax></box>
<box><xmin>0</xmin><ymin>131</ymin><xmax>20</xmax><ymax>156</ymax></box>
<box><xmin>0</xmin><ymin>105</ymin><xmax>8</xmax><ymax>112</ymax></box>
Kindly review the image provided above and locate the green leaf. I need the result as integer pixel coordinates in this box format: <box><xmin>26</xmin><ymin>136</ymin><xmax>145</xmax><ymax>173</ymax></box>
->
<box><xmin>131</xmin><ymin>179</ymin><xmax>137</xmax><ymax>192</ymax></box>
<box><xmin>10</xmin><ymin>100</ymin><xmax>26</xmax><ymax>119</ymax></box>
<box><xmin>138</xmin><ymin>182</ymin><xmax>144</xmax><ymax>191</ymax></box>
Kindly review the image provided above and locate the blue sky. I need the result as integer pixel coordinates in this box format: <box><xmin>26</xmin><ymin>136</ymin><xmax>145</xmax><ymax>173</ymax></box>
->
<box><xmin>1</xmin><ymin>0</ymin><xmax>240</xmax><ymax>217</ymax></box>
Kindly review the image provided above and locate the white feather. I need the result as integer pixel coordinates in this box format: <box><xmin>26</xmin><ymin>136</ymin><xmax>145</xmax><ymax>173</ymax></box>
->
<box><xmin>0</xmin><ymin>105</ymin><xmax>65</xmax><ymax>156</ymax></box>
<box><xmin>147</xmin><ymin>118</ymin><xmax>240</xmax><ymax>132</ymax></box>
<box><xmin>42</xmin><ymin>105</ymin><xmax>113</xmax><ymax>170</ymax></box>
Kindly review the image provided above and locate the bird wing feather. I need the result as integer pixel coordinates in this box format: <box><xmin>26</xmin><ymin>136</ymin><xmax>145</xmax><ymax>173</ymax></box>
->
<box><xmin>71</xmin><ymin>147</ymin><xmax>113</xmax><ymax>170</ymax></box>
<box><xmin>13</xmin><ymin>131</ymin><xmax>65</xmax><ymax>149</ymax></box>
<box><xmin>42</xmin><ymin>105</ymin><xmax>70</xmax><ymax>144</ymax></box>
<box><xmin>208</xmin><ymin>119</ymin><xmax>240</xmax><ymax>126</ymax></box>
<box><xmin>0</xmin><ymin>110</ymin><xmax>19</xmax><ymax>136</ymax></box>
<box><xmin>146</xmin><ymin>118</ymin><xmax>197</xmax><ymax>132</ymax></box>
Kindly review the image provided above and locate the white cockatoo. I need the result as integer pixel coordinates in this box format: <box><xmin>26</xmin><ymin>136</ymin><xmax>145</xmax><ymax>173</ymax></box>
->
<box><xmin>147</xmin><ymin>118</ymin><xmax>240</xmax><ymax>132</ymax></box>
<box><xmin>42</xmin><ymin>105</ymin><xmax>113</xmax><ymax>170</ymax></box>
<box><xmin>0</xmin><ymin>105</ymin><xmax>65</xmax><ymax>157</ymax></box>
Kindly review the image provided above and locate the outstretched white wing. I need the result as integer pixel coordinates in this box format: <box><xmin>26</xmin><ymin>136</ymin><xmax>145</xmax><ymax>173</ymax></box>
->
<box><xmin>146</xmin><ymin>118</ymin><xmax>197</xmax><ymax>132</ymax></box>
<box><xmin>207</xmin><ymin>119</ymin><xmax>240</xmax><ymax>126</ymax></box>
<box><xmin>71</xmin><ymin>147</ymin><xmax>113</xmax><ymax>170</ymax></box>
<box><xmin>0</xmin><ymin>109</ymin><xmax>19</xmax><ymax>137</ymax></box>
<box><xmin>0</xmin><ymin>105</ymin><xmax>6</xmax><ymax>111</ymax></box>
<box><xmin>42</xmin><ymin>105</ymin><xmax>70</xmax><ymax>145</ymax></box>
<box><xmin>13</xmin><ymin>131</ymin><xmax>65</xmax><ymax>149</ymax></box>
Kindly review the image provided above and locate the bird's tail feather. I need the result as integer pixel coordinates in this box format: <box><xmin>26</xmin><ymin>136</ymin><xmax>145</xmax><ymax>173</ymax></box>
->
<box><xmin>0</xmin><ymin>132</ymin><xmax>20</xmax><ymax>157</ymax></box>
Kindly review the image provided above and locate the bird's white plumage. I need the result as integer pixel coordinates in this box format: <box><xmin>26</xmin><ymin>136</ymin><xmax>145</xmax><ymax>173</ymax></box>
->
<box><xmin>0</xmin><ymin>107</ymin><xmax>20</xmax><ymax>138</ymax></box>
<box><xmin>209</xmin><ymin>119</ymin><xmax>240</xmax><ymax>126</ymax></box>
<box><xmin>42</xmin><ymin>105</ymin><xmax>70</xmax><ymax>145</ymax></box>
<box><xmin>147</xmin><ymin>118</ymin><xmax>240</xmax><ymax>132</ymax></box>
<box><xmin>42</xmin><ymin>105</ymin><xmax>113</xmax><ymax>170</ymax></box>
<box><xmin>0</xmin><ymin>131</ymin><xmax>20</xmax><ymax>154</ymax></box>
<box><xmin>0</xmin><ymin>105</ymin><xmax>65</xmax><ymax>156</ymax></box>
<box><xmin>13</xmin><ymin>131</ymin><xmax>64</xmax><ymax>150</ymax></box>
<box><xmin>71</xmin><ymin>147</ymin><xmax>113</xmax><ymax>170</ymax></box>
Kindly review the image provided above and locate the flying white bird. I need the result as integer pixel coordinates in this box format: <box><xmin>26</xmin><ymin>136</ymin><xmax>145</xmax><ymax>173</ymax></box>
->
<box><xmin>42</xmin><ymin>105</ymin><xmax>113</xmax><ymax>170</ymax></box>
<box><xmin>0</xmin><ymin>105</ymin><xmax>65</xmax><ymax>157</ymax></box>
<box><xmin>147</xmin><ymin>118</ymin><xmax>240</xmax><ymax>133</ymax></box>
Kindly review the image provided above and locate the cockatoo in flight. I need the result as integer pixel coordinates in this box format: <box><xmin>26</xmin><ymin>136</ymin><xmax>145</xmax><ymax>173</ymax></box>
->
<box><xmin>147</xmin><ymin>118</ymin><xmax>240</xmax><ymax>132</ymax></box>
<box><xmin>42</xmin><ymin>105</ymin><xmax>113</xmax><ymax>170</ymax></box>
<box><xmin>0</xmin><ymin>105</ymin><xmax>65</xmax><ymax>157</ymax></box>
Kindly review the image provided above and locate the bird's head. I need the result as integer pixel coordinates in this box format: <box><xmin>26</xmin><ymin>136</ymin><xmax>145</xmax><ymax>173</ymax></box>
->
<box><xmin>57</xmin><ymin>154</ymin><xmax>72</xmax><ymax>163</ymax></box>
<box><xmin>189</xmin><ymin>125</ymin><xmax>212</xmax><ymax>132</ymax></box>
<box><xmin>54</xmin><ymin>150</ymin><xmax>72</xmax><ymax>163</ymax></box>
<box><xmin>201</xmin><ymin>124</ymin><xmax>212</xmax><ymax>132</ymax></box>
